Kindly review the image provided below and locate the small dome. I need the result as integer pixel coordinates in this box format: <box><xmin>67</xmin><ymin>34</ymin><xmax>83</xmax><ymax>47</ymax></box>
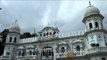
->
<box><xmin>84</xmin><ymin>2</ymin><xmax>100</xmax><ymax>17</ymax></box>
<box><xmin>40</xmin><ymin>23</ymin><xmax>59</xmax><ymax>33</ymax></box>
<box><xmin>9</xmin><ymin>21</ymin><xmax>20</xmax><ymax>33</ymax></box>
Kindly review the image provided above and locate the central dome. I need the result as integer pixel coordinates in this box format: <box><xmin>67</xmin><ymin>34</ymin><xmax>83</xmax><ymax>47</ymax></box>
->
<box><xmin>84</xmin><ymin>3</ymin><xmax>100</xmax><ymax>17</ymax></box>
<box><xmin>9</xmin><ymin>21</ymin><xmax>20</xmax><ymax>33</ymax></box>
<box><xmin>41</xmin><ymin>24</ymin><xmax>59</xmax><ymax>33</ymax></box>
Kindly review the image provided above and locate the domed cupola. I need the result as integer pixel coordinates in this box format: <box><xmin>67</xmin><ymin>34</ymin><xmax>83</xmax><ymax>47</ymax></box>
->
<box><xmin>38</xmin><ymin>23</ymin><xmax>59</xmax><ymax>40</ymax></box>
<box><xmin>82</xmin><ymin>1</ymin><xmax>104</xmax><ymax>32</ymax></box>
<box><xmin>82</xmin><ymin>1</ymin><xmax>104</xmax><ymax>23</ymax></box>
<box><xmin>84</xmin><ymin>4</ymin><xmax>100</xmax><ymax>17</ymax></box>
<box><xmin>9</xmin><ymin>20</ymin><xmax>20</xmax><ymax>33</ymax></box>
<box><xmin>39</xmin><ymin>24</ymin><xmax>59</xmax><ymax>34</ymax></box>
<box><xmin>3</xmin><ymin>20</ymin><xmax>21</xmax><ymax>59</ymax></box>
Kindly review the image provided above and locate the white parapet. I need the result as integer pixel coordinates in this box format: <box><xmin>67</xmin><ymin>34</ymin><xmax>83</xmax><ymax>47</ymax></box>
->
<box><xmin>59</xmin><ymin>30</ymin><xmax>85</xmax><ymax>38</ymax></box>
<box><xmin>18</xmin><ymin>37</ymin><xmax>38</xmax><ymax>43</ymax></box>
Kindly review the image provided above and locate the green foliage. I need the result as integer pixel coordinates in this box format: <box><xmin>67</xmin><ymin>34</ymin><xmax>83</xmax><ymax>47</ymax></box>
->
<box><xmin>21</xmin><ymin>32</ymin><xmax>38</xmax><ymax>39</ymax></box>
<box><xmin>0</xmin><ymin>29</ymin><xmax>9</xmax><ymax>56</ymax></box>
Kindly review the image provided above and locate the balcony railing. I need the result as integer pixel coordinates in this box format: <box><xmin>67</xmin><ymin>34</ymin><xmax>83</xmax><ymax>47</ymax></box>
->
<box><xmin>75</xmin><ymin>51</ymin><xmax>81</xmax><ymax>56</ymax></box>
<box><xmin>42</xmin><ymin>56</ymin><xmax>53</xmax><ymax>59</ymax></box>
<box><xmin>58</xmin><ymin>53</ymin><xmax>65</xmax><ymax>58</ymax></box>
<box><xmin>0</xmin><ymin>56</ymin><xmax>10</xmax><ymax>60</ymax></box>
<box><xmin>87</xmin><ymin>47</ymin><xmax>107</xmax><ymax>53</ymax></box>
<box><xmin>74</xmin><ymin>51</ymin><xmax>85</xmax><ymax>56</ymax></box>
<box><xmin>16</xmin><ymin>55</ymin><xmax>37</xmax><ymax>60</ymax></box>
<box><xmin>1</xmin><ymin>56</ymin><xmax>9</xmax><ymax>58</ymax></box>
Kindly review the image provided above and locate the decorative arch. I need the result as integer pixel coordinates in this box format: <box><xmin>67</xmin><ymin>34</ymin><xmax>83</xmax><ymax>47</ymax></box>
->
<box><xmin>56</xmin><ymin>41</ymin><xmax>70</xmax><ymax>53</ymax></box>
<box><xmin>76</xmin><ymin>45</ymin><xmax>80</xmax><ymax>51</ymax></box>
<box><xmin>89</xmin><ymin>23</ymin><xmax>93</xmax><ymax>29</ymax></box>
<box><xmin>95</xmin><ymin>22</ymin><xmax>99</xmax><ymax>28</ymax></box>
<box><xmin>14</xmin><ymin>37</ymin><xmax>17</xmax><ymax>43</ymax></box>
<box><xmin>9</xmin><ymin>37</ymin><xmax>12</xmax><ymax>42</ymax></box>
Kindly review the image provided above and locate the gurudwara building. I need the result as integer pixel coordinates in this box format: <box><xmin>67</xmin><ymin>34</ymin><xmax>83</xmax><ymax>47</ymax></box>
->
<box><xmin>0</xmin><ymin>2</ymin><xmax>107</xmax><ymax>60</ymax></box>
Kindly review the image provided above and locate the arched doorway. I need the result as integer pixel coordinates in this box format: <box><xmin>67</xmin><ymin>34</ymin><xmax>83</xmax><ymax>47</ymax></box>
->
<box><xmin>42</xmin><ymin>46</ymin><xmax>53</xmax><ymax>60</ymax></box>
<box><xmin>76</xmin><ymin>45</ymin><xmax>80</xmax><ymax>51</ymax></box>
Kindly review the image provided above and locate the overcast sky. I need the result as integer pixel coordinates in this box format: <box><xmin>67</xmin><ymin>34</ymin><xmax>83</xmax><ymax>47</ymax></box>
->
<box><xmin>0</xmin><ymin>0</ymin><xmax>107</xmax><ymax>34</ymax></box>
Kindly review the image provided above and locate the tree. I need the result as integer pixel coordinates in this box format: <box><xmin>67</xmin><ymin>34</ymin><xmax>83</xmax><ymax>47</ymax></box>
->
<box><xmin>31</xmin><ymin>33</ymin><xmax>38</xmax><ymax>37</ymax></box>
<box><xmin>0</xmin><ymin>29</ymin><xmax>9</xmax><ymax>56</ymax></box>
<box><xmin>21</xmin><ymin>32</ymin><xmax>32</xmax><ymax>39</ymax></box>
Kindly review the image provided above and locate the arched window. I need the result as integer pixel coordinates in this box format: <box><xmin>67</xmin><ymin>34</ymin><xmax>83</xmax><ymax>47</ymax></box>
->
<box><xmin>89</xmin><ymin>23</ymin><xmax>93</xmax><ymax>29</ymax></box>
<box><xmin>61</xmin><ymin>47</ymin><xmax>65</xmax><ymax>53</ymax></box>
<box><xmin>53</xmin><ymin>31</ymin><xmax>56</xmax><ymax>35</ymax></box>
<box><xmin>29</xmin><ymin>51</ymin><xmax>32</xmax><ymax>55</ymax></box>
<box><xmin>22</xmin><ymin>51</ymin><xmax>25</xmax><ymax>56</ymax></box>
<box><xmin>18</xmin><ymin>51</ymin><xmax>21</xmax><ymax>56</ymax></box>
<box><xmin>9</xmin><ymin>37</ymin><xmax>12</xmax><ymax>43</ymax></box>
<box><xmin>102</xmin><ymin>58</ymin><xmax>106</xmax><ymax>60</ymax></box>
<box><xmin>76</xmin><ymin>45</ymin><xmax>80</xmax><ymax>51</ymax></box>
<box><xmin>50</xmin><ymin>32</ymin><xmax>52</xmax><ymax>35</ymax></box>
<box><xmin>40</xmin><ymin>34</ymin><xmax>42</xmax><ymax>36</ymax></box>
<box><xmin>46</xmin><ymin>33</ymin><xmax>49</xmax><ymax>36</ymax></box>
<box><xmin>14</xmin><ymin>37</ymin><xmax>17</xmax><ymax>43</ymax></box>
<box><xmin>6</xmin><ymin>52</ymin><xmax>10</xmax><ymax>55</ymax></box>
<box><xmin>33</xmin><ymin>51</ymin><xmax>36</xmax><ymax>55</ymax></box>
<box><xmin>95</xmin><ymin>22</ymin><xmax>99</xmax><ymax>28</ymax></box>
<box><xmin>43</xmin><ymin>33</ymin><xmax>45</xmax><ymax>36</ymax></box>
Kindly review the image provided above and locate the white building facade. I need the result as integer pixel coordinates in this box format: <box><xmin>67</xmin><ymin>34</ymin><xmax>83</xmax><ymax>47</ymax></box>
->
<box><xmin>0</xmin><ymin>2</ymin><xmax>107</xmax><ymax>60</ymax></box>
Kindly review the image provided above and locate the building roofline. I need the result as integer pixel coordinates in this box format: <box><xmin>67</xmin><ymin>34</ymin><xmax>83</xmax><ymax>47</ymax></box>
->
<box><xmin>3</xmin><ymin>29</ymin><xmax>107</xmax><ymax>45</ymax></box>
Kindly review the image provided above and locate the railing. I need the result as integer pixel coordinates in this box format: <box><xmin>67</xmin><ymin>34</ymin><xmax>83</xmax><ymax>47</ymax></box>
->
<box><xmin>87</xmin><ymin>47</ymin><xmax>107</xmax><ymax>53</ymax></box>
<box><xmin>42</xmin><ymin>56</ymin><xmax>53</xmax><ymax>59</ymax></box>
<box><xmin>75</xmin><ymin>51</ymin><xmax>81</xmax><ymax>56</ymax></box>
<box><xmin>59</xmin><ymin>30</ymin><xmax>85</xmax><ymax>38</ymax></box>
<box><xmin>38</xmin><ymin>35</ymin><xmax>58</xmax><ymax>40</ymax></box>
<box><xmin>58</xmin><ymin>53</ymin><xmax>65</xmax><ymax>58</ymax></box>
<box><xmin>74</xmin><ymin>51</ymin><xmax>84</xmax><ymax>56</ymax></box>
<box><xmin>54</xmin><ymin>53</ymin><xmax>66</xmax><ymax>58</ymax></box>
<box><xmin>18</xmin><ymin>37</ymin><xmax>37</xmax><ymax>43</ymax></box>
<box><xmin>55</xmin><ymin>53</ymin><xmax>68</xmax><ymax>58</ymax></box>
<box><xmin>2</xmin><ymin>56</ymin><xmax>9</xmax><ymax>58</ymax></box>
<box><xmin>0</xmin><ymin>56</ymin><xmax>10</xmax><ymax>60</ymax></box>
<box><xmin>16</xmin><ymin>55</ymin><xmax>37</xmax><ymax>60</ymax></box>
<box><xmin>38</xmin><ymin>30</ymin><xmax>85</xmax><ymax>40</ymax></box>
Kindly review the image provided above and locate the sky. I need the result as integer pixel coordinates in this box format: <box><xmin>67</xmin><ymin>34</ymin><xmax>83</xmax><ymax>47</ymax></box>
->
<box><xmin>0</xmin><ymin>0</ymin><xmax>107</xmax><ymax>34</ymax></box>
